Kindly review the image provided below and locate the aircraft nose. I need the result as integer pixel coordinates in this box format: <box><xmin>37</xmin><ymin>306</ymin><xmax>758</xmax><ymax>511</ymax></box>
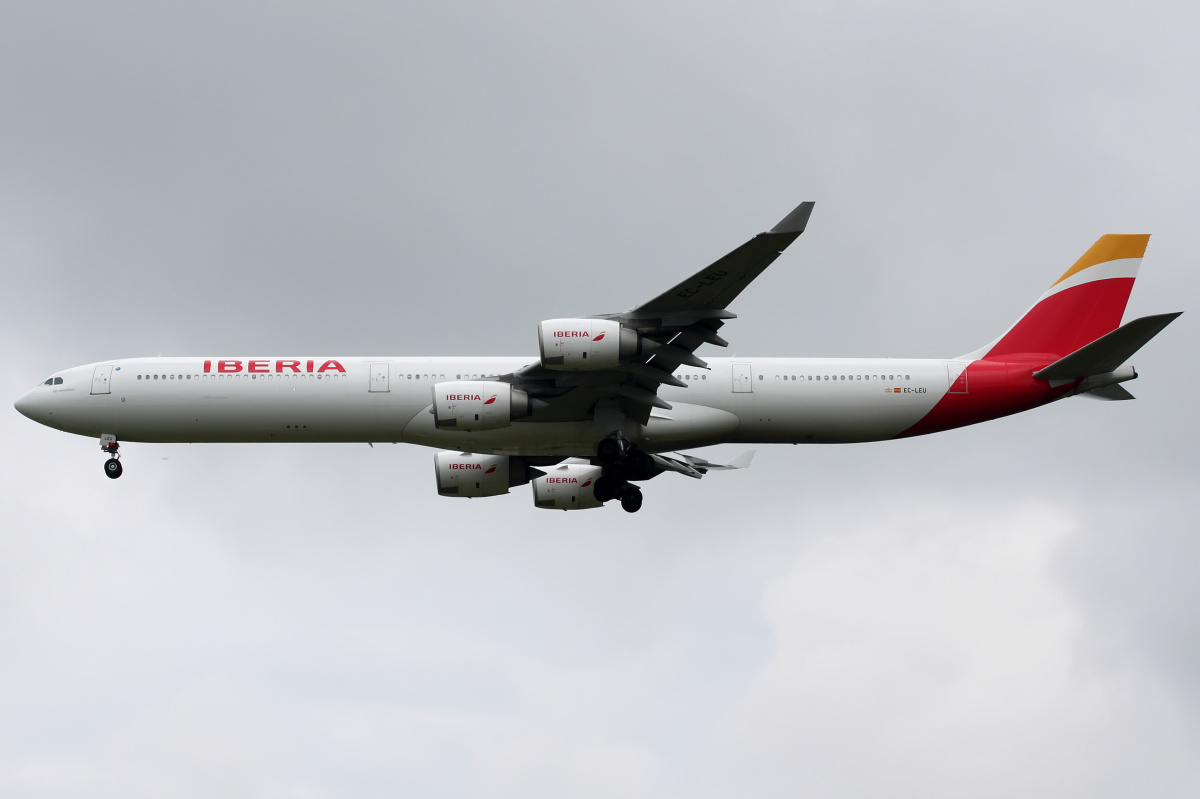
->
<box><xmin>14</xmin><ymin>388</ymin><xmax>45</xmax><ymax>422</ymax></box>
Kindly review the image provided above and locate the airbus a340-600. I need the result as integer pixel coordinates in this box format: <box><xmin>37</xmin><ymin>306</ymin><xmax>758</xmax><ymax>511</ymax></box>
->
<box><xmin>14</xmin><ymin>202</ymin><xmax>1180</xmax><ymax>512</ymax></box>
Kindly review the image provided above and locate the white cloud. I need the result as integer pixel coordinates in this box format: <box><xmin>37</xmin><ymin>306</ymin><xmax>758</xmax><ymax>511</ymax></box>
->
<box><xmin>0</xmin><ymin>673</ymin><xmax>322</xmax><ymax>799</ymax></box>
<box><xmin>706</xmin><ymin>499</ymin><xmax>1200</xmax><ymax>799</ymax></box>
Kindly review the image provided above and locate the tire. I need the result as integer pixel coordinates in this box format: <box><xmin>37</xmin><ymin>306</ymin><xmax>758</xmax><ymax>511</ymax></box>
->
<box><xmin>593</xmin><ymin>476</ymin><xmax>617</xmax><ymax>503</ymax></box>
<box><xmin>626</xmin><ymin>449</ymin><xmax>654</xmax><ymax>479</ymax></box>
<box><xmin>620</xmin><ymin>484</ymin><xmax>642</xmax><ymax>513</ymax></box>
<box><xmin>597</xmin><ymin>438</ymin><xmax>621</xmax><ymax>464</ymax></box>
<box><xmin>104</xmin><ymin>459</ymin><xmax>123</xmax><ymax>479</ymax></box>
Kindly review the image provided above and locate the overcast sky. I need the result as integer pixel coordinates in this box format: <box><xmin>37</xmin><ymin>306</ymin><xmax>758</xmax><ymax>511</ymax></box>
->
<box><xmin>3</xmin><ymin>2</ymin><xmax>1199</xmax><ymax>797</ymax></box>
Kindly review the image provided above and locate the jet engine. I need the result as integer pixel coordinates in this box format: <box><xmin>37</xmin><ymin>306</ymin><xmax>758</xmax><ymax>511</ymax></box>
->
<box><xmin>531</xmin><ymin>463</ymin><xmax>604</xmax><ymax>510</ymax></box>
<box><xmin>537</xmin><ymin>318</ymin><xmax>647</xmax><ymax>370</ymax></box>
<box><xmin>434</xmin><ymin>452</ymin><xmax>534</xmax><ymax>497</ymax></box>
<box><xmin>432</xmin><ymin>381</ymin><xmax>536</xmax><ymax>431</ymax></box>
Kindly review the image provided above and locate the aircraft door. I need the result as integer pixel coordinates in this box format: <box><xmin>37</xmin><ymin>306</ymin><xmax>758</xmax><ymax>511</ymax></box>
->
<box><xmin>947</xmin><ymin>362</ymin><xmax>969</xmax><ymax>394</ymax></box>
<box><xmin>369</xmin><ymin>362</ymin><xmax>390</xmax><ymax>392</ymax></box>
<box><xmin>91</xmin><ymin>365</ymin><xmax>113</xmax><ymax>395</ymax></box>
<box><xmin>732</xmin><ymin>362</ymin><xmax>753</xmax><ymax>393</ymax></box>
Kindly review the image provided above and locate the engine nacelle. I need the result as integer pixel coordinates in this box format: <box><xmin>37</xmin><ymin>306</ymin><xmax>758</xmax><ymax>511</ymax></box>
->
<box><xmin>434</xmin><ymin>452</ymin><xmax>534</xmax><ymax>497</ymax></box>
<box><xmin>432</xmin><ymin>381</ymin><xmax>535</xmax><ymax>431</ymax></box>
<box><xmin>538</xmin><ymin>318</ymin><xmax>643</xmax><ymax>370</ymax></box>
<box><xmin>531</xmin><ymin>463</ymin><xmax>604</xmax><ymax>510</ymax></box>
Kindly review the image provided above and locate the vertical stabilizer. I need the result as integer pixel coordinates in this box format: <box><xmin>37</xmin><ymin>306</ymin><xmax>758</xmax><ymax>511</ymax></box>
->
<box><xmin>970</xmin><ymin>234</ymin><xmax>1150</xmax><ymax>360</ymax></box>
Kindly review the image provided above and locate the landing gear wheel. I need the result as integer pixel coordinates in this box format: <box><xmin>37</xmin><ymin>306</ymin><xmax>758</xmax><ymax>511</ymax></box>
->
<box><xmin>597</xmin><ymin>438</ymin><xmax>621</xmax><ymax>464</ymax></box>
<box><xmin>104</xmin><ymin>458</ymin><xmax>123</xmax><ymax>479</ymax></box>
<box><xmin>593</xmin><ymin>475</ymin><xmax>618</xmax><ymax>503</ymax></box>
<box><xmin>620</xmin><ymin>484</ymin><xmax>643</xmax><ymax>513</ymax></box>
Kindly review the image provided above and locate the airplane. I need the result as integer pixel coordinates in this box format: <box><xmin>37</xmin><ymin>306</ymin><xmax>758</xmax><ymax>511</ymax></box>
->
<box><xmin>13</xmin><ymin>202</ymin><xmax>1181</xmax><ymax>512</ymax></box>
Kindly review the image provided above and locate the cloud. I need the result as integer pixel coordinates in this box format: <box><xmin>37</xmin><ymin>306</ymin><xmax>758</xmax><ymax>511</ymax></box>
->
<box><xmin>2</xmin><ymin>1</ymin><xmax>1199</xmax><ymax>796</ymax></box>
<box><xmin>707</xmin><ymin>499</ymin><xmax>1200</xmax><ymax>799</ymax></box>
<box><xmin>0</xmin><ymin>673</ymin><xmax>321</xmax><ymax>799</ymax></box>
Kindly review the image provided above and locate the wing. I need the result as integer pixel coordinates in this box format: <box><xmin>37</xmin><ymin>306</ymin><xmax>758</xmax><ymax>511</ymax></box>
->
<box><xmin>502</xmin><ymin>201</ymin><xmax>815</xmax><ymax>427</ymax></box>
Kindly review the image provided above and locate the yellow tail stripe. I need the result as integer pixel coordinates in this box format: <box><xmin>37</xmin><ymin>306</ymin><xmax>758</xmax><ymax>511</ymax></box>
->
<box><xmin>1051</xmin><ymin>234</ymin><xmax>1150</xmax><ymax>287</ymax></box>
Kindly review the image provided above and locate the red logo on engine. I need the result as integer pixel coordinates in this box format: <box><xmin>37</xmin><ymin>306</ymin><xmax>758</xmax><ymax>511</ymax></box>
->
<box><xmin>592</xmin><ymin>332</ymin><xmax>605</xmax><ymax>342</ymax></box>
<box><xmin>483</xmin><ymin>394</ymin><xmax>497</xmax><ymax>405</ymax></box>
<box><xmin>485</xmin><ymin>465</ymin><xmax>497</xmax><ymax>473</ymax></box>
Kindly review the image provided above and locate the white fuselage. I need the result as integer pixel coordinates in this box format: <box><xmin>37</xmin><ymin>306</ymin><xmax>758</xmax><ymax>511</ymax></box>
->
<box><xmin>18</xmin><ymin>355</ymin><xmax>963</xmax><ymax>455</ymax></box>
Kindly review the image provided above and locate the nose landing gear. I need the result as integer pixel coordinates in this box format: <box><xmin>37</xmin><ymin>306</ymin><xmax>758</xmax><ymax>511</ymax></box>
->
<box><xmin>100</xmin><ymin>434</ymin><xmax>123</xmax><ymax>479</ymax></box>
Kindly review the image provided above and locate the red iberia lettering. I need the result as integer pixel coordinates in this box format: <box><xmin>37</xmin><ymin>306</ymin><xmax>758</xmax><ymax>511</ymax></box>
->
<box><xmin>276</xmin><ymin>360</ymin><xmax>301</xmax><ymax>373</ymax></box>
<box><xmin>218</xmin><ymin>360</ymin><xmax>242</xmax><ymax>373</ymax></box>
<box><xmin>248</xmin><ymin>360</ymin><xmax>270</xmax><ymax>373</ymax></box>
<box><xmin>317</xmin><ymin>360</ymin><xmax>346</xmax><ymax>373</ymax></box>
<box><xmin>554</xmin><ymin>331</ymin><xmax>589</xmax><ymax>338</ymax></box>
<box><xmin>204</xmin><ymin>360</ymin><xmax>211</xmax><ymax>373</ymax></box>
<box><xmin>449</xmin><ymin>463</ymin><xmax>482</xmax><ymax>470</ymax></box>
<box><xmin>306</xmin><ymin>360</ymin><xmax>314</xmax><ymax>373</ymax></box>
<box><xmin>547</xmin><ymin>477</ymin><xmax>578</xmax><ymax>484</ymax></box>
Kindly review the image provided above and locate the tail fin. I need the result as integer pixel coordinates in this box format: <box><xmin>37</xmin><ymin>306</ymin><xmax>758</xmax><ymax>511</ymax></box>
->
<box><xmin>968</xmin><ymin>234</ymin><xmax>1150</xmax><ymax>360</ymax></box>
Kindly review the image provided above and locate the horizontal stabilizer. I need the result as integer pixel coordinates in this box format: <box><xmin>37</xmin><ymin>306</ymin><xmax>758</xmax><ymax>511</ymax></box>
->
<box><xmin>1081</xmin><ymin>384</ymin><xmax>1136</xmax><ymax>401</ymax></box>
<box><xmin>1033</xmin><ymin>312</ymin><xmax>1182</xmax><ymax>380</ymax></box>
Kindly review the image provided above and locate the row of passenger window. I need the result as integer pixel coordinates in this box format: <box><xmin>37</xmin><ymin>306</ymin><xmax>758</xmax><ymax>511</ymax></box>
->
<box><xmin>136</xmin><ymin>373</ymin><xmax>347</xmax><ymax>381</ymax></box>
<box><xmin>398</xmin><ymin>374</ymin><xmax>498</xmax><ymax>380</ymax></box>
<box><xmin>769</xmin><ymin>374</ymin><xmax>912</xmax><ymax>381</ymax></box>
<box><xmin>396</xmin><ymin>374</ymin><xmax>504</xmax><ymax>379</ymax></box>
<box><xmin>671</xmin><ymin>372</ymin><xmax>913</xmax><ymax>382</ymax></box>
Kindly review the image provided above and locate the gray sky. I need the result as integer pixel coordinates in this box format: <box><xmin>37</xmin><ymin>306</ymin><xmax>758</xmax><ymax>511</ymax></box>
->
<box><xmin>2</xmin><ymin>2</ymin><xmax>1198</xmax><ymax>797</ymax></box>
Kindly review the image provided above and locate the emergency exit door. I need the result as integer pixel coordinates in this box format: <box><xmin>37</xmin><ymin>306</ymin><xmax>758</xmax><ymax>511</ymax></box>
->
<box><xmin>369</xmin><ymin>363</ymin><xmax>390</xmax><ymax>392</ymax></box>
<box><xmin>947</xmin><ymin>362</ymin><xmax>969</xmax><ymax>394</ymax></box>
<box><xmin>732</xmin><ymin>362</ymin><xmax>753</xmax><ymax>393</ymax></box>
<box><xmin>90</xmin><ymin>365</ymin><xmax>113</xmax><ymax>395</ymax></box>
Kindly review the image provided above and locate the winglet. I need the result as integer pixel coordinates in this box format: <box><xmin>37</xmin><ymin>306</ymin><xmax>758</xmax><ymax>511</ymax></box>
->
<box><xmin>771</xmin><ymin>202</ymin><xmax>815</xmax><ymax>235</ymax></box>
<box><xmin>726</xmin><ymin>450</ymin><xmax>755</xmax><ymax>469</ymax></box>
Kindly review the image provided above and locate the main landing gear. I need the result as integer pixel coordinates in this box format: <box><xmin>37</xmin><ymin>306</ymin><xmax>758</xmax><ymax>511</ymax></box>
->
<box><xmin>100</xmin><ymin>435</ymin><xmax>123</xmax><ymax>479</ymax></box>
<box><xmin>594</xmin><ymin>437</ymin><xmax>654</xmax><ymax>513</ymax></box>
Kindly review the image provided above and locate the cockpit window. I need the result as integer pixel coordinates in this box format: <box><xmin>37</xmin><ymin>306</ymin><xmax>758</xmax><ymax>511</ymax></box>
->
<box><xmin>53</xmin><ymin>377</ymin><xmax>63</xmax><ymax>385</ymax></box>
<box><xmin>43</xmin><ymin>378</ymin><xmax>52</xmax><ymax>385</ymax></box>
